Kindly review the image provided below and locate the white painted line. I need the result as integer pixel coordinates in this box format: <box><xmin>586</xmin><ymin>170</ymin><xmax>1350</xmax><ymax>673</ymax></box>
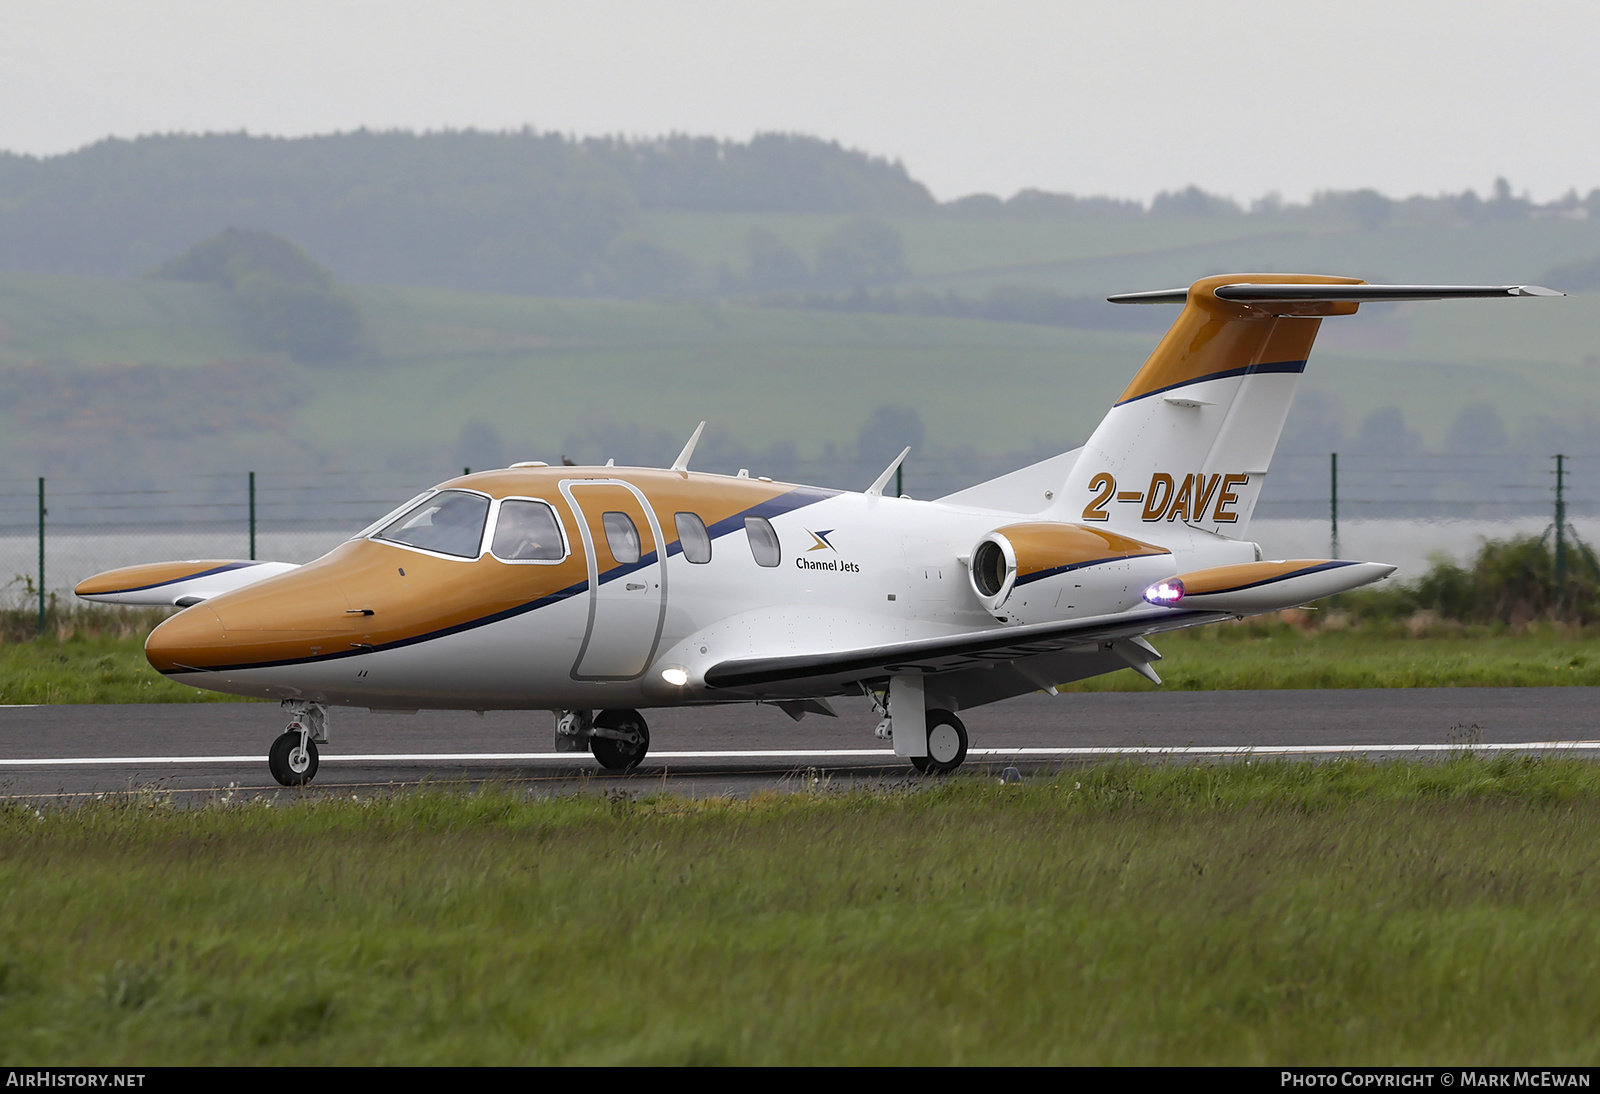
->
<box><xmin>2</xmin><ymin>742</ymin><xmax>1600</xmax><ymax>766</ymax></box>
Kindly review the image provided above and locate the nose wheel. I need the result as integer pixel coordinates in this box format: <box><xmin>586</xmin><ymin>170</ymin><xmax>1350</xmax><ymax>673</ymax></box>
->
<box><xmin>590</xmin><ymin>708</ymin><xmax>650</xmax><ymax>771</ymax></box>
<box><xmin>269</xmin><ymin>701</ymin><xmax>328</xmax><ymax>786</ymax></box>
<box><xmin>269</xmin><ymin>729</ymin><xmax>320</xmax><ymax>786</ymax></box>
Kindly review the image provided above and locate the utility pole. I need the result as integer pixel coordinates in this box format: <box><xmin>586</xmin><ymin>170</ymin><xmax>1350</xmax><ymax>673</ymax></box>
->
<box><xmin>1330</xmin><ymin>452</ymin><xmax>1339</xmax><ymax>560</ymax></box>
<box><xmin>248</xmin><ymin>471</ymin><xmax>256</xmax><ymax>561</ymax></box>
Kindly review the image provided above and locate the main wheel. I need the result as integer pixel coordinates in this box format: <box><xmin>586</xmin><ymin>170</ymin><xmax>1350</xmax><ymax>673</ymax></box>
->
<box><xmin>911</xmin><ymin>709</ymin><xmax>968</xmax><ymax>775</ymax></box>
<box><xmin>590</xmin><ymin>709</ymin><xmax>650</xmax><ymax>771</ymax></box>
<box><xmin>268</xmin><ymin>730</ymin><xmax>319</xmax><ymax>786</ymax></box>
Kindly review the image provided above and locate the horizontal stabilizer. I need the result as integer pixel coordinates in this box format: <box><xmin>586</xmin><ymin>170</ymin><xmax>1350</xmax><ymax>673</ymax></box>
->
<box><xmin>75</xmin><ymin>559</ymin><xmax>299</xmax><ymax>607</ymax></box>
<box><xmin>1110</xmin><ymin>284</ymin><xmax>1563</xmax><ymax>306</ymax></box>
<box><xmin>1143</xmin><ymin>559</ymin><xmax>1395</xmax><ymax>614</ymax></box>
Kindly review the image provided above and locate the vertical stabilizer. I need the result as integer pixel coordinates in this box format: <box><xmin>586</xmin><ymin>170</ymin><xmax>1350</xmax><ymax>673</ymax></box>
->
<box><xmin>943</xmin><ymin>275</ymin><xmax>1559</xmax><ymax>526</ymax></box>
<box><xmin>1057</xmin><ymin>273</ymin><xmax>1359</xmax><ymax>537</ymax></box>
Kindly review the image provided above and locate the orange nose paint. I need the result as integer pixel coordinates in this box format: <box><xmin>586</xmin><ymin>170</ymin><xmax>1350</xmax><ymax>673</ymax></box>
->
<box><xmin>145</xmin><ymin>605</ymin><xmax>229</xmax><ymax>673</ymax></box>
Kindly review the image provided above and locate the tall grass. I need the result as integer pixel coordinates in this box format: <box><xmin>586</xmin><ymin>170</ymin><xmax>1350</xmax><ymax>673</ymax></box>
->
<box><xmin>0</xmin><ymin>603</ymin><xmax>249</xmax><ymax>704</ymax></box>
<box><xmin>3</xmin><ymin>761</ymin><xmax>1600</xmax><ymax>1064</ymax></box>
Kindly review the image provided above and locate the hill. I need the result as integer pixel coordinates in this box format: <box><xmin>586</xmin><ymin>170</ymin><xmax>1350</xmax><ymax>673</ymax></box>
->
<box><xmin>0</xmin><ymin>267</ymin><xmax>1596</xmax><ymax>514</ymax></box>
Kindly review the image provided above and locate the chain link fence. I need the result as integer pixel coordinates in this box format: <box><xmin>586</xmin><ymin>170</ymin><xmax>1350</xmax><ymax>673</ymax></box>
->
<box><xmin>2</xmin><ymin>454</ymin><xmax>1595</xmax><ymax>608</ymax></box>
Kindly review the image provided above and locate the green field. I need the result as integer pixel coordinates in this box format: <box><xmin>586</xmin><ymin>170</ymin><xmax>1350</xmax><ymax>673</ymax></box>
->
<box><xmin>4</xmin><ymin>759</ymin><xmax>1600</xmax><ymax>1064</ymax></box>
<box><xmin>4</xmin><ymin>618</ymin><xmax>1600</xmax><ymax>704</ymax></box>
<box><xmin>1</xmin><ymin>207</ymin><xmax>1598</xmax><ymax>480</ymax></box>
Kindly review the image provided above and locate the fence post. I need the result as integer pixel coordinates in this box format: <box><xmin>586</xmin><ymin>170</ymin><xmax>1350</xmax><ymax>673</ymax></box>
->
<box><xmin>1554</xmin><ymin>454</ymin><xmax>1567</xmax><ymax>600</ymax></box>
<box><xmin>249</xmin><ymin>471</ymin><xmax>256</xmax><ymax>561</ymax></box>
<box><xmin>1330</xmin><ymin>452</ymin><xmax>1339</xmax><ymax>560</ymax></box>
<box><xmin>36</xmin><ymin>477</ymin><xmax>45</xmax><ymax>638</ymax></box>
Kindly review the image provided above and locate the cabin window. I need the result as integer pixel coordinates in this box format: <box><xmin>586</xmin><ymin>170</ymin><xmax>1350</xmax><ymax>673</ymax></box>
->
<box><xmin>373</xmin><ymin>489</ymin><xmax>490</xmax><ymax>559</ymax></box>
<box><xmin>490</xmin><ymin>499</ymin><xmax>566</xmax><ymax>562</ymax></box>
<box><xmin>744</xmin><ymin>516</ymin><xmax>781</xmax><ymax>567</ymax></box>
<box><xmin>675</xmin><ymin>512</ymin><xmax>712</xmax><ymax>564</ymax></box>
<box><xmin>602</xmin><ymin>512</ymin><xmax>642</xmax><ymax>564</ymax></box>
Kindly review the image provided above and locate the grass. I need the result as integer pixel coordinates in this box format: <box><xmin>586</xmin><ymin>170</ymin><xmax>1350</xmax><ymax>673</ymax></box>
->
<box><xmin>0</xmin><ymin>608</ymin><xmax>249</xmax><ymax>704</ymax></box>
<box><xmin>1064</xmin><ymin>616</ymin><xmax>1600</xmax><ymax>691</ymax></box>
<box><xmin>3</xmin><ymin>758</ymin><xmax>1600</xmax><ymax>1064</ymax></box>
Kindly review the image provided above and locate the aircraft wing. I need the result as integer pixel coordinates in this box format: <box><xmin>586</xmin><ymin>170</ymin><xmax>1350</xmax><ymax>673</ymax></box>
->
<box><xmin>75</xmin><ymin>559</ymin><xmax>299</xmax><ymax>607</ymax></box>
<box><xmin>702</xmin><ymin>607</ymin><xmax>1232</xmax><ymax>699</ymax></box>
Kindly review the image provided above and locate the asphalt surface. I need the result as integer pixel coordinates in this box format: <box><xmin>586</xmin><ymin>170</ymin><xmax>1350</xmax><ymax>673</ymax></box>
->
<box><xmin>2</xmin><ymin>688</ymin><xmax>1598</xmax><ymax>802</ymax></box>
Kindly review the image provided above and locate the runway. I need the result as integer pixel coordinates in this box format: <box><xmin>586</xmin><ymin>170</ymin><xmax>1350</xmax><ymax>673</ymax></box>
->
<box><xmin>2</xmin><ymin>688</ymin><xmax>1597</xmax><ymax>801</ymax></box>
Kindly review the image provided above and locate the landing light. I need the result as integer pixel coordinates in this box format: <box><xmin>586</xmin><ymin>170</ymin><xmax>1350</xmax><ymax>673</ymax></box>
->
<box><xmin>661</xmin><ymin>667</ymin><xmax>690</xmax><ymax>687</ymax></box>
<box><xmin>1143</xmin><ymin>579</ymin><xmax>1185</xmax><ymax>606</ymax></box>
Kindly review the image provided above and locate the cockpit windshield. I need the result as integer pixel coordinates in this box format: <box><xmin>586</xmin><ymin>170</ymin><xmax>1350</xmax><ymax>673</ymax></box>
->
<box><xmin>372</xmin><ymin>489</ymin><xmax>490</xmax><ymax>559</ymax></box>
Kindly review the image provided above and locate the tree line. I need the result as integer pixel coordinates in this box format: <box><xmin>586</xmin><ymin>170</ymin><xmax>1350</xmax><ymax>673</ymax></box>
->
<box><xmin>3</xmin><ymin>130</ymin><xmax>1595</xmax><ymax>300</ymax></box>
<box><xmin>0</xmin><ymin>131</ymin><xmax>931</xmax><ymax>296</ymax></box>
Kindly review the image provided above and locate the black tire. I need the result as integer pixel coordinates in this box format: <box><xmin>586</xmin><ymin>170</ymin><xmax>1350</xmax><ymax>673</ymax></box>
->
<box><xmin>911</xmin><ymin>709</ymin><xmax>968</xmax><ymax>775</ymax></box>
<box><xmin>590</xmin><ymin>709</ymin><xmax>650</xmax><ymax>771</ymax></box>
<box><xmin>268</xmin><ymin>730</ymin><xmax>319</xmax><ymax>786</ymax></box>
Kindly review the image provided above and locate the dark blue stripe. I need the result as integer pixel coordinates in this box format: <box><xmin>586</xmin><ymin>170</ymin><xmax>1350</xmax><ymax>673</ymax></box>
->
<box><xmin>1013</xmin><ymin>550</ymin><xmax>1171</xmax><ymax>588</ymax></box>
<box><xmin>103</xmin><ymin>561</ymin><xmax>261</xmax><ymax>595</ymax></box>
<box><xmin>161</xmin><ymin>485</ymin><xmax>838</xmax><ymax>675</ymax></box>
<box><xmin>1116</xmin><ymin>359</ymin><xmax>1306</xmax><ymax>406</ymax></box>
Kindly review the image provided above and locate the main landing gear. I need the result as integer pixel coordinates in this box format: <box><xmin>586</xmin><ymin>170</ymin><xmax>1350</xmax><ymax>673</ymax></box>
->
<box><xmin>268</xmin><ymin>700</ymin><xmax>328</xmax><ymax>786</ymax></box>
<box><xmin>557</xmin><ymin>708</ymin><xmax>651</xmax><ymax>771</ymax></box>
<box><xmin>912</xmin><ymin>709</ymin><xmax>969</xmax><ymax>775</ymax></box>
<box><xmin>875</xmin><ymin>675</ymin><xmax>969</xmax><ymax>775</ymax></box>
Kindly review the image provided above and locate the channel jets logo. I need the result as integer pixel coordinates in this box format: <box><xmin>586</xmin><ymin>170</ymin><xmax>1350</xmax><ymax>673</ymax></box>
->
<box><xmin>797</xmin><ymin>529</ymin><xmax>860</xmax><ymax>573</ymax></box>
<box><xmin>1082</xmin><ymin>472</ymin><xmax>1251</xmax><ymax>524</ymax></box>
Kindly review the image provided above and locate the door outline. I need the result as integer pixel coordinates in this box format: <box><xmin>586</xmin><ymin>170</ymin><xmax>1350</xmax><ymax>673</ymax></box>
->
<box><xmin>559</xmin><ymin>478</ymin><xmax>669</xmax><ymax>681</ymax></box>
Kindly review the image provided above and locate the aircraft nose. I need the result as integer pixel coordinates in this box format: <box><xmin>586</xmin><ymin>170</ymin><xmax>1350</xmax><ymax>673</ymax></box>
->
<box><xmin>145</xmin><ymin>605</ymin><xmax>228</xmax><ymax>673</ymax></box>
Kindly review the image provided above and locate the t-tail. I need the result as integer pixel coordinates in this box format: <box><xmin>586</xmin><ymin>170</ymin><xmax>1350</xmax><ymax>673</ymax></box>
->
<box><xmin>950</xmin><ymin>273</ymin><xmax>1561</xmax><ymax>535</ymax></box>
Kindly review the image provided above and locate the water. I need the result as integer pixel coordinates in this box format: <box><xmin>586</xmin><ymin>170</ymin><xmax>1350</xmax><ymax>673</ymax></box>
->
<box><xmin>1251</xmin><ymin>518</ymin><xmax>1599</xmax><ymax>583</ymax></box>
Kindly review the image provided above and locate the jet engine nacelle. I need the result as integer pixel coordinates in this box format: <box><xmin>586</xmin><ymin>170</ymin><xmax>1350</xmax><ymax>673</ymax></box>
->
<box><xmin>967</xmin><ymin>521</ymin><xmax>1174</xmax><ymax>625</ymax></box>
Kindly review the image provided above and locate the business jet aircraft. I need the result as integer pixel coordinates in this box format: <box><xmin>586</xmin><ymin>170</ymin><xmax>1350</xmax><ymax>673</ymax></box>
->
<box><xmin>77</xmin><ymin>274</ymin><xmax>1559</xmax><ymax>785</ymax></box>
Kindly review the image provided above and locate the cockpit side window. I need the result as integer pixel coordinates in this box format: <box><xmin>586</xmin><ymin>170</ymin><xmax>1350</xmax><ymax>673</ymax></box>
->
<box><xmin>490</xmin><ymin>499</ymin><xmax>567</xmax><ymax>562</ymax></box>
<box><xmin>675</xmin><ymin>512</ymin><xmax>712</xmax><ymax>564</ymax></box>
<box><xmin>744</xmin><ymin>516</ymin><xmax>781</xmax><ymax>567</ymax></box>
<box><xmin>373</xmin><ymin>489</ymin><xmax>490</xmax><ymax>559</ymax></box>
<box><xmin>602</xmin><ymin>512</ymin><xmax>642</xmax><ymax>564</ymax></box>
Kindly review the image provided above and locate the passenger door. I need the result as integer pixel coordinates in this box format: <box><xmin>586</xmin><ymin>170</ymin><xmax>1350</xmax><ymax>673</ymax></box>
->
<box><xmin>560</xmin><ymin>480</ymin><xmax>668</xmax><ymax>680</ymax></box>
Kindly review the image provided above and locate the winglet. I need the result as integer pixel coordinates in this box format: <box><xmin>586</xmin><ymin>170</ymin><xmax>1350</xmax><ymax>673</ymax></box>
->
<box><xmin>865</xmin><ymin>447</ymin><xmax>911</xmax><ymax>497</ymax></box>
<box><xmin>671</xmin><ymin>421</ymin><xmax>707</xmax><ymax>474</ymax></box>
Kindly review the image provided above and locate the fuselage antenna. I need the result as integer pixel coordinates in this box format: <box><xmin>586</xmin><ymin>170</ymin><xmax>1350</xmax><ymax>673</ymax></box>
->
<box><xmin>865</xmin><ymin>447</ymin><xmax>911</xmax><ymax>497</ymax></box>
<box><xmin>671</xmin><ymin>421</ymin><xmax>707</xmax><ymax>474</ymax></box>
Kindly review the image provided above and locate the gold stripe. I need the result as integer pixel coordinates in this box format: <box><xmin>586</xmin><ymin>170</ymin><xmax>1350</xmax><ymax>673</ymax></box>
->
<box><xmin>76</xmin><ymin>560</ymin><xmax>253</xmax><ymax>597</ymax></box>
<box><xmin>995</xmin><ymin>522</ymin><xmax>1168</xmax><ymax>580</ymax></box>
<box><xmin>1115</xmin><ymin>274</ymin><xmax>1363</xmax><ymax>405</ymax></box>
<box><xmin>147</xmin><ymin>469</ymin><xmax>808</xmax><ymax>672</ymax></box>
<box><xmin>1176</xmin><ymin>560</ymin><xmax>1337</xmax><ymax>597</ymax></box>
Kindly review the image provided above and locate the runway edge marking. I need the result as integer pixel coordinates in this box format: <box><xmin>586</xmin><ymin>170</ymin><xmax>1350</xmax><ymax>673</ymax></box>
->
<box><xmin>6</xmin><ymin>742</ymin><xmax>1600</xmax><ymax>766</ymax></box>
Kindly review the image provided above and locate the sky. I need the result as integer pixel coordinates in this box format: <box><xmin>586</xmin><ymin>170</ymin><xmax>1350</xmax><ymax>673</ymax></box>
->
<box><xmin>2</xmin><ymin>0</ymin><xmax>1597</xmax><ymax>205</ymax></box>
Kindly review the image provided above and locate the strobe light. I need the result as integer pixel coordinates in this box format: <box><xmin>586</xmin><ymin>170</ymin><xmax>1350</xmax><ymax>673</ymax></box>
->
<box><xmin>1143</xmin><ymin>578</ymin><xmax>1185</xmax><ymax>606</ymax></box>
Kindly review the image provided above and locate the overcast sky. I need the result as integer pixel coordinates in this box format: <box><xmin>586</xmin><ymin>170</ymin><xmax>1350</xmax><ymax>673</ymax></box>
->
<box><xmin>2</xmin><ymin>0</ymin><xmax>1596</xmax><ymax>205</ymax></box>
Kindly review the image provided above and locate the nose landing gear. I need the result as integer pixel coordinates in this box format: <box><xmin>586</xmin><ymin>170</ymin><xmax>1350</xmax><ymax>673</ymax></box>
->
<box><xmin>269</xmin><ymin>700</ymin><xmax>328</xmax><ymax>786</ymax></box>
